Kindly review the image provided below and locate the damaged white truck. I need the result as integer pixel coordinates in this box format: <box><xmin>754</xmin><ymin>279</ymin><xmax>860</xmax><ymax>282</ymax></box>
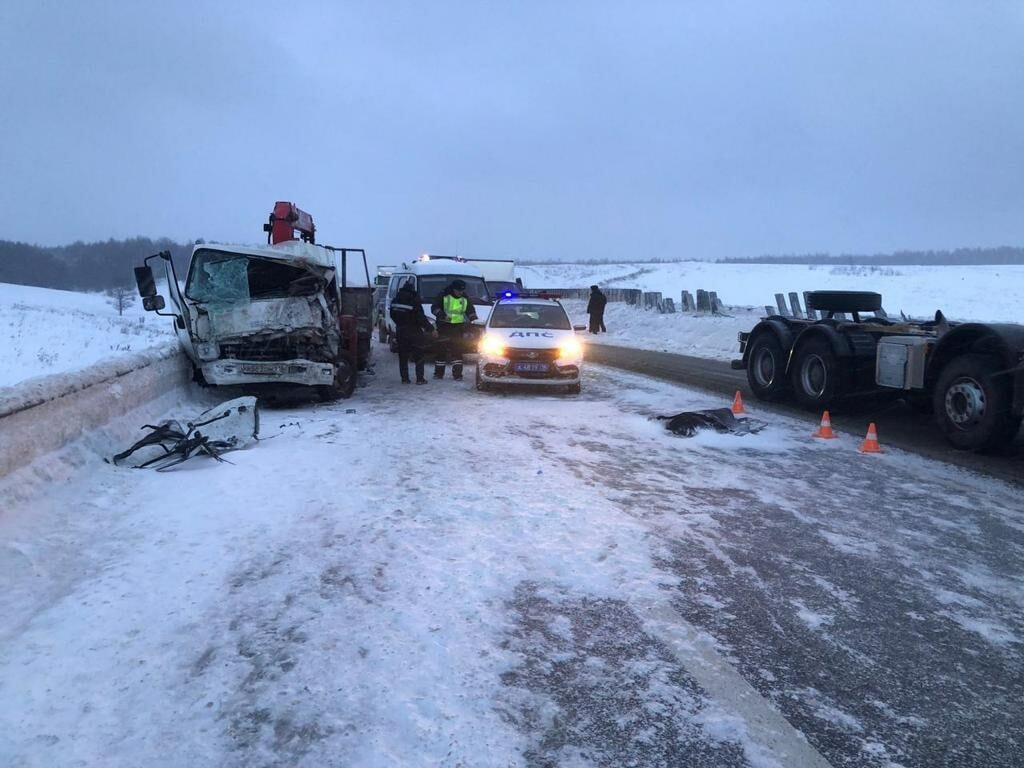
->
<box><xmin>134</xmin><ymin>203</ymin><xmax>373</xmax><ymax>399</ymax></box>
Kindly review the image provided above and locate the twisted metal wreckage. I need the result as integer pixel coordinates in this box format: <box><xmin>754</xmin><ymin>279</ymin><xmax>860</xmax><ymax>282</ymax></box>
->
<box><xmin>111</xmin><ymin>397</ymin><xmax>260</xmax><ymax>471</ymax></box>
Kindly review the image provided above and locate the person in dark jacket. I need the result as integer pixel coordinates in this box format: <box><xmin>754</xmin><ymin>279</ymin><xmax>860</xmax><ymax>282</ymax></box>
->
<box><xmin>390</xmin><ymin>279</ymin><xmax>435</xmax><ymax>384</ymax></box>
<box><xmin>430</xmin><ymin>278</ymin><xmax>478</xmax><ymax>380</ymax></box>
<box><xmin>587</xmin><ymin>285</ymin><xmax>607</xmax><ymax>333</ymax></box>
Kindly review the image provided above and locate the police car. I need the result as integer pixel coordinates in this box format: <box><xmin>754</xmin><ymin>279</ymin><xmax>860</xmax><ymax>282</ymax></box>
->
<box><xmin>475</xmin><ymin>296</ymin><xmax>584</xmax><ymax>393</ymax></box>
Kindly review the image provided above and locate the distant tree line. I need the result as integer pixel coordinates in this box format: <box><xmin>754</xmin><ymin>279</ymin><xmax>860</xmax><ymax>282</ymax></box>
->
<box><xmin>519</xmin><ymin>256</ymin><xmax>693</xmax><ymax>266</ymax></box>
<box><xmin>0</xmin><ymin>237</ymin><xmax>195</xmax><ymax>291</ymax></box>
<box><xmin>718</xmin><ymin>246</ymin><xmax>1024</xmax><ymax>266</ymax></box>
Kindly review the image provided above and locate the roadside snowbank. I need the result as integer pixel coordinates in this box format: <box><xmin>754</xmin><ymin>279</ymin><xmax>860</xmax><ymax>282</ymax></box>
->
<box><xmin>0</xmin><ymin>343</ymin><xmax>191</xmax><ymax>506</ymax></box>
<box><xmin>0</xmin><ymin>282</ymin><xmax>173</xmax><ymax>388</ymax></box>
<box><xmin>561</xmin><ymin>299</ymin><xmax>754</xmax><ymax>361</ymax></box>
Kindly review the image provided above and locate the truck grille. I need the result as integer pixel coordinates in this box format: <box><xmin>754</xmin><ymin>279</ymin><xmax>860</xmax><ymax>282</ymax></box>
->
<box><xmin>220</xmin><ymin>336</ymin><xmax>324</xmax><ymax>361</ymax></box>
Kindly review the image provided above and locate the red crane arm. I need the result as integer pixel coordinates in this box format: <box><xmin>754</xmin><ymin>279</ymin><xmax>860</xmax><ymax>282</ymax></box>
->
<box><xmin>264</xmin><ymin>201</ymin><xmax>316</xmax><ymax>244</ymax></box>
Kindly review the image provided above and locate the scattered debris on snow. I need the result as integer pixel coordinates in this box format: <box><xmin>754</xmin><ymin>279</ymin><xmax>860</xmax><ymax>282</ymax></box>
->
<box><xmin>658</xmin><ymin>407</ymin><xmax>766</xmax><ymax>438</ymax></box>
<box><xmin>111</xmin><ymin>396</ymin><xmax>259</xmax><ymax>470</ymax></box>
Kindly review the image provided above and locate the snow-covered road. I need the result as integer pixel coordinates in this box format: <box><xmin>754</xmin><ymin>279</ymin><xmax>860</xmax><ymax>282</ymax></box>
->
<box><xmin>1</xmin><ymin>360</ymin><xmax>1022</xmax><ymax>767</ymax></box>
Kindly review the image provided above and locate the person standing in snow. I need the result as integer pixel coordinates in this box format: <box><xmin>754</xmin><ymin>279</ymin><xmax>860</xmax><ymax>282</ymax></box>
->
<box><xmin>431</xmin><ymin>278</ymin><xmax>478</xmax><ymax>380</ymax></box>
<box><xmin>389</xmin><ymin>279</ymin><xmax>435</xmax><ymax>384</ymax></box>
<box><xmin>587</xmin><ymin>285</ymin><xmax>607</xmax><ymax>334</ymax></box>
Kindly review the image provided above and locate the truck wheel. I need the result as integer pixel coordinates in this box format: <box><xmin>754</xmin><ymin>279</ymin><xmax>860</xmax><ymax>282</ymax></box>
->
<box><xmin>746</xmin><ymin>333</ymin><xmax>790</xmax><ymax>401</ymax></box>
<box><xmin>932</xmin><ymin>354</ymin><xmax>1019</xmax><ymax>451</ymax></box>
<box><xmin>566</xmin><ymin>382</ymin><xmax>581</xmax><ymax>395</ymax></box>
<box><xmin>318</xmin><ymin>351</ymin><xmax>357</xmax><ymax>400</ymax></box>
<box><xmin>789</xmin><ymin>338</ymin><xmax>844</xmax><ymax>410</ymax></box>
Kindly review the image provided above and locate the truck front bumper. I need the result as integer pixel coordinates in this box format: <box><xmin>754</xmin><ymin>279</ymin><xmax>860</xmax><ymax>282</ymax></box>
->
<box><xmin>201</xmin><ymin>359</ymin><xmax>337</xmax><ymax>386</ymax></box>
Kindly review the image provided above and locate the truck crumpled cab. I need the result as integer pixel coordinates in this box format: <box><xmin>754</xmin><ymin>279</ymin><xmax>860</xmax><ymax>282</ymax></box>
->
<box><xmin>185</xmin><ymin>250</ymin><xmax>342</xmax><ymax>366</ymax></box>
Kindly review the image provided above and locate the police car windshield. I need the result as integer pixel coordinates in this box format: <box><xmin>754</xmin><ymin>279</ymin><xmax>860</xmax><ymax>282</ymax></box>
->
<box><xmin>418</xmin><ymin>276</ymin><xmax>489</xmax><ymax>304</ymax></box>
<box><xmin>490</xmin><ymin>303</ymin><xmax>571</xmax><ymax>330</ymax></box>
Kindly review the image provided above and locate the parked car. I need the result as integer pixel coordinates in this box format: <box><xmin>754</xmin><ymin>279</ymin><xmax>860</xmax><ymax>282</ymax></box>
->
<box><xmin>476</xmin><ymin>297</ymin><xmax>584</xmax><ymax>393</ymax></box>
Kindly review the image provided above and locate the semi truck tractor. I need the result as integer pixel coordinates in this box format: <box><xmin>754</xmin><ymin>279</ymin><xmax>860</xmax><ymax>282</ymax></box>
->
<box><xmin>734</xmin><ymin>291</ymin><xmax>1024</xmax><ymax>451</ymax></box>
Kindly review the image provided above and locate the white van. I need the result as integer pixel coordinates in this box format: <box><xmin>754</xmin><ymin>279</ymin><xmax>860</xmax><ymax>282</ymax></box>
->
<box><xmin>382</xmin><ymin>256</ymin><xmax>492</xmax><ymax>352</ymax></box>
<box><xmin>464</xmin><ymin>258</ymin><xmax>518</xmax><ymax>297</ymax></box>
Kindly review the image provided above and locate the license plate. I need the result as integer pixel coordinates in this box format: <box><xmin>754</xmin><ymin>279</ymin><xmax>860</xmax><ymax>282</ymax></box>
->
<box><xmin>513</xmin><ymin>362</ymin><xmax>549</xmax><ymax>373</ymax></box>
<box><xmin>241</xmin><ymin>364</ymin><xmax>280</xmax><ymax>374</ymax></box>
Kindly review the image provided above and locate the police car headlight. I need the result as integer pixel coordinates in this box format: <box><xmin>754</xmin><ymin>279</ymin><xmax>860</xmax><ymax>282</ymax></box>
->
<box><xmin>197</xmin><ymin>341</ymin><xmax>220</xmax><ymax>361</ymax></box>
<box><xmin>557</xmin><ymin>337</ymin><xmax>583</xmax><ymax>361</ymax></box>
<box><xmin>480</xmin><ymin>333</ymin><xmax>506</xmax><ymax>358</ymax></box>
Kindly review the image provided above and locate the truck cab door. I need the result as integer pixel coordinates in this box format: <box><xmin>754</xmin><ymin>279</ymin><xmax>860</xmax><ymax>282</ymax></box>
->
<box><xmin>140</xmin><ymin>251</ymin><xmax>197</xmax><ymax>362</ymax></box>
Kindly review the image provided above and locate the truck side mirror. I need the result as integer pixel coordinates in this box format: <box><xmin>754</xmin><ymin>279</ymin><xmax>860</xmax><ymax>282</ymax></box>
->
<box><xmin>143</xmin><ymin>295</ymin><xmax>166</xmax><ymax>312</ymax></box>
<box><xmin>134</xmin><ymin>265</ymin><xmax>158</xmax><ymax>297</ymax></box>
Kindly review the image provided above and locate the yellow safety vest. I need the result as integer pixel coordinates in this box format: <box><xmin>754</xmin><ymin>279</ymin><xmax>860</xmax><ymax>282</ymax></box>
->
<box><xmin>443</xmin><ymin>294</ymin><xmax>468</xmax><ymax>323</ymax></box>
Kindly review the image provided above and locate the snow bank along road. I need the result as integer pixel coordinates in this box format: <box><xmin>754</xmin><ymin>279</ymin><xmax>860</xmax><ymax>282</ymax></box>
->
<box><xmin>2</xmin><ymin>361</ymin><xmax>1023</xmax><ymax>767</ymax></box>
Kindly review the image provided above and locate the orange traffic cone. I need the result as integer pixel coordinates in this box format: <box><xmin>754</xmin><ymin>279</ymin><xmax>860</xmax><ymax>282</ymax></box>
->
<box><xmin>813</xmin><ymin>411</ymin><xmax>837</xmax><ymax>439</ymax></box>
<box><xmin>859</xmin><ymin>423</ymin><xmax>883</xmax><ymax>453</ymax></box>
<box><xmin>731</xmin><ymin>391</ymin><xmax>746</xmax><ymax>416</ymax></box>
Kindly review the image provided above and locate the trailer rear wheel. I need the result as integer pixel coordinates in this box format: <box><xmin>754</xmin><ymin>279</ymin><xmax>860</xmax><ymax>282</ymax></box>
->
<box><xmin>746</xmin><ymin>333</ymin><xmax>790</xmax><ymax>401</ymax></box>
<box><xmin>933</xmin><ymin>354</ymin><xmax>1019</xmax><ymax>451</ymax></box>
<box><xmin>790</xmin><ymin>338</ymin><xmax>845</xmax><ymax>410</ymax></box>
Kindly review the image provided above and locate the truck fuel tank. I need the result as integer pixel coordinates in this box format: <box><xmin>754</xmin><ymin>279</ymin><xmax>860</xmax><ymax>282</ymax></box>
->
<box><xmin>876</xmin><ymin>335</ymin><xmax>933</xmax><ymax>390</ymax></box>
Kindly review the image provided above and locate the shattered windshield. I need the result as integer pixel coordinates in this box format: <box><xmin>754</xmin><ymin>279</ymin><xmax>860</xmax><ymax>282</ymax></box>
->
<box><xmin>185</xmin><ymin>250</ymin><xmax>325</xmax><ymax>303</ymax></box>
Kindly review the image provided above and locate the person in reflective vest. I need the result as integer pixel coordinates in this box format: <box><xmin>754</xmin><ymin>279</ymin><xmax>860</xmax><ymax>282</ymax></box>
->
<box><xmin>430</xmin><ymin>279</ymin><xmax>478</xmax><ymax>380</ymax></box>
<box><xmin>389</xmin><ymin>279</ymin><xmax>435</xmax><ymax>384</ymax></box>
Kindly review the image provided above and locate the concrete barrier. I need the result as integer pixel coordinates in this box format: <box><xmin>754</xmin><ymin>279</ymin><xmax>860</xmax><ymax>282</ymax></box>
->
<box><xmin>526</xmin><ymin>288</ymin><xmax>641</xmax><ymax>304</ymax></box>
<box><xmin>0</xmin><ymin>343</ymin><xmax>191</xmax><ymax>481</ymax></box>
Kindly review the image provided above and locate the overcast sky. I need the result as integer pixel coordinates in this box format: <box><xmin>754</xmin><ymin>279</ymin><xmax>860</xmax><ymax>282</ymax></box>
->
<box><xmin>2</xmin><ymin>1</ymin><xmax>1022</xmax><ymax>263</ymax></box>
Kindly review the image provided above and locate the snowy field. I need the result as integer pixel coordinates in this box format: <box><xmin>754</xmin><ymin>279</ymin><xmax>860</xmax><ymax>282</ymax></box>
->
<box><xmin>2</xmin><ymin>359</ymin><xmax>1022</xmax><ymax>767</ymax></box>
<box><xmin>561</xmin><ymin>298</ymin><xmax>755</xmax><ymax>361</ymax></box>
<box><xmin>522</xmin><ymin>262</ymin><xmax>1024</xmax><ymax>361</ymax></box>
<box><xmin>519</xmin><ymin>262</ymin><xmax>1024</xmax><ymax>323</ymax></box>
<box><xmin>0</xmin><ymin>282</ymin><xmax>172</xmax><ymax>388</ymax></box>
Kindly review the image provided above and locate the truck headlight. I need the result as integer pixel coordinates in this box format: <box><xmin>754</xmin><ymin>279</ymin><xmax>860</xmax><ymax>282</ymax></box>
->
<box><xmin>480</xmin><ymin>333</ymin><xmax>506</xmax><ymax>358</ymax></box>
<box><xmin>557</xmin><ymin>337</ymin><xmax>583</xmax><ymax>361</ymax></box>
<box><xmin>197</xmin><ymin>341</ymin><xmax>220</xmax><ymax>361</ymax></box>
